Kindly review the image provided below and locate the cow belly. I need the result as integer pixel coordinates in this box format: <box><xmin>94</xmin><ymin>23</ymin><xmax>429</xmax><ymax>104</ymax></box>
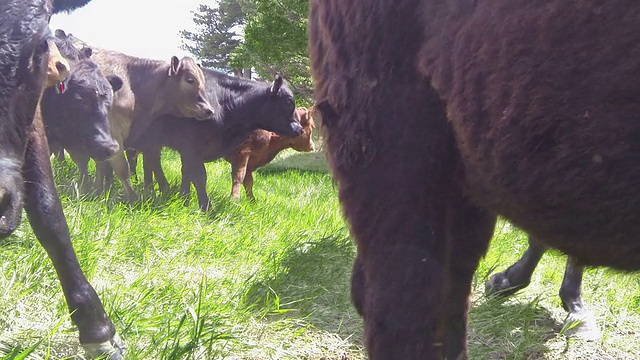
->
<box><xmin>457</xmin><ymin>113</ymin><xmax>640</xmax><ymax>271</ymax></box>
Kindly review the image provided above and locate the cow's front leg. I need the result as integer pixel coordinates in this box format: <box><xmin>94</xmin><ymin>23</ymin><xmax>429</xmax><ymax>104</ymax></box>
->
<box><xmin>189</xmin><ymin>158</ymin><xmax>211</xmax><ymax>211</ymax></box>
<box><xmin>108</xmin><ymin>151</ymin><xmax>137</xmax><ymax>203</ymax></box>
<box><xmin>23</xmin><ymin>116</ymin><xmax>125</xmax><ymax>359</ymax></box>
<box><xmin>146</xmin><ymin>148</ymin><xmax>170</xmax><ymax>195</ymax></box>
<box><xmin>68</xmin><ymin>151</ymin><xmax>93</xmax><ymax>194</ymax></box>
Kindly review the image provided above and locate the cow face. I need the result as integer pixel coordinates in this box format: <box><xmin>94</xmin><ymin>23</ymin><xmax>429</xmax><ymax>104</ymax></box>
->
<box><xmin>290</xmin><ymin>108</ymin><xmax>316</xmax><ymax>152</ymax></box>
<box><xmin>167</xmin><ymin>56</ymin><xmax>215</xmax><ymax>121</ymax></box>
<box><xmin>41</xmin><ymin>60</ymin><xmax>121</xmax><ymax>161</ymax></box>
<box><xmin>256</xmin><ymin>75</ymin><xmax>303</xmax><ymax>137</ymax></box>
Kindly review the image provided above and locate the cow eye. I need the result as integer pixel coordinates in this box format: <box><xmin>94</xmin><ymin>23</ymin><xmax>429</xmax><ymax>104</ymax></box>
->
<box><xmin>186</xmin><ymin>77</ymin><xmax>195</xmax><ymax>84</ymax></box>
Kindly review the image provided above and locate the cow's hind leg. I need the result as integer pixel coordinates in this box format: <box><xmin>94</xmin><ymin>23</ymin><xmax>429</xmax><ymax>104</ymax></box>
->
<box><xmin>485</xmin><ymin>238</ymin><xmax>600</xmax><ymax>340</ymax></box>
<box><xmin>485</xmin><ymin>236</ymin><xmax>546</xmax><ymax>297</ymax></box>
<box><xmin>243</xmin><ymin>170</ymin><xmax>256</xmax><ymax>201</ymax></box>
<box><xmin>230</xmin><ymin>153</ymin><xmax>250</xmax><ymax>200</ymax></box>
<box><xmin>560</xmin><ymin>257</ymin><xmax>600</xmax><ymax>340</ymax></box>
<box><xmin>180</xmin><ymin>155</ymin><xmax>211</xmax><ymax>211</ymax></box>
<box><xmin>23</xmin><ymin>117</ymin><xmax>124</xmax><ymax>359</ymax></box>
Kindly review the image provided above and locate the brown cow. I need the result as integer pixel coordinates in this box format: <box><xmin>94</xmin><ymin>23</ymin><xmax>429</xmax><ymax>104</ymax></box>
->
<box><xmin>54</xmin><ymin>30</ymin><xmax>216</xmax><ymax>202</ymax></box>
<box><xmin>310</xmin><ymin>1</ymin><xmax>640</xmax><ymax>359</ymax></box>
<box><xmin>226</xmin><ymin>107</ymin><xmax>315</xmax><ymax>200</ymax></box>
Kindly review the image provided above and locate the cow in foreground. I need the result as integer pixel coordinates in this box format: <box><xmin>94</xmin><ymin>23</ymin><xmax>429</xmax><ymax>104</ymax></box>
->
<box><xmin>310</xmin><ymin>1</ymin><xmax>640</xmax><ymax>359</ymax></box>
<box><xmin>54</xmin><ymin>30</ymin><xmax>216</xmax><ymax>202</ymax></box>
<box><xmin>127</xmin><ymin>70</ymin><xmax>303</xmax><ymax>211</ymax></box>
<box><xmin>225</xmin><ymin>107</ymin><xmax>315</xmax><ymax>200</ymax></box>
<box><xmin>0</xmin><ymin>0</ymin><xmax>124</xmax><ymax>358</ymax></box>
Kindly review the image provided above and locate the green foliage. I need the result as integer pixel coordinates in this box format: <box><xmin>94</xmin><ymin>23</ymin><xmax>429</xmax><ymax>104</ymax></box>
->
<box><xmin>235</xmin><ymin>0</ymin><xmax>312</xmax><ymax>101</ymax></box>
<box><xmin>182</xmin><ymin>0</ymin><xmax>313</xmax><ymax>103</ymax></box>
<box><xmin>180</xmin><ymin>1</ymin><xmax>246</xmax><ymax>71</ymax></box>
<box><xmin>2</xmin><ymin>150</ymin><xmax>640</xmax><ymax>358</ymax></box>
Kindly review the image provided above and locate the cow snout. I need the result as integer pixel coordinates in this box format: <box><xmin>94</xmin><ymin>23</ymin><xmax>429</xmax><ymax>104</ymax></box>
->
<box><xmin>92</xmin><ymin>137</ymin><xmax>119</xmax><ymax>161</ymax></box>
<box><xmin>195</xmin><ymin>106</ymin><xmax>215</xmax><ymax>121</ymax></box>
<box><xmin>289</xmin><ymin>121</ymin><xmax>303</xmax><ymax>137</ymax></box>
<box><xmin>55</xmin><ymin>60</ymin><xmax>70</xmax><ymax>79</ymax></box>
<box><xmin>47</xmin><ymin>58</ymin><xmax>70</xmax><ymax>86</ymax></box>
<box><xmin>0</xmin><ymin>168</ymin><xmax>24</xmax><ymax>239</ymax></box>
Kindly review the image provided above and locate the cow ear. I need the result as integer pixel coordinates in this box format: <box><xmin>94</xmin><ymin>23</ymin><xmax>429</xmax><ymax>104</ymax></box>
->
<box><xmin>271</xmin><ymin>75</ymin><xmax>283</xmax><ymax>94</ymax></box>
<box><xmin>54</xmin><ymin>29</ymin><xmax>66</xmax><ymax>39</ymax></box>
<box><xmin>107</xmin><ymin>75</ymin><xmax>123</xmax><ymax>92</ymax></box>
<box><xmin>81</xmin><ymin>47</ymin><xmax>92</xmax><ymax>59</ymax></box>
<box><xmin>169</xmin><ymin>56</ymin><xmax>180</xmax><ymax>76</ymax></box>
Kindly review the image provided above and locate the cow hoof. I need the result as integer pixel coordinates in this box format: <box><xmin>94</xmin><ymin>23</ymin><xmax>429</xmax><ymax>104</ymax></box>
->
<box><xmin>82</xmin><ymin>333</ymin><xmax>126</xmax><ymax>359</ymax></box>
<box><xmin>563</xmin><ymin>311</ymin><xmax>601</xmax><ymax>341</ymax></box>
<box><xmin>484</xmin><ymin>273</ymin><xmax>523</xmax><ymax>298</ymax></box>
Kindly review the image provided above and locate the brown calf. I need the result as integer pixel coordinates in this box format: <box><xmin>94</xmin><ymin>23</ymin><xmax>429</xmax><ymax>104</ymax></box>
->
<box><xmin>225</xmin><ymin>107</ymin><xmax>315</xmax><ymax>200</ymax></box>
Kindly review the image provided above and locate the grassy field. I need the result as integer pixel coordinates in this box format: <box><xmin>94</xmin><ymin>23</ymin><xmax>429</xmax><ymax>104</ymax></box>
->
<box><xmin>0</xmin><ymin>142</ymin><xmax>639</xmax><ymax>359</ymax></box>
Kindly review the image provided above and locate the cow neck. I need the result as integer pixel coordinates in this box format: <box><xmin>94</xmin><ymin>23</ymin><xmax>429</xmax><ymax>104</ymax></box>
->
<box><xmin>127</xmin><ymin>58</ymin><xmax>173</xmax><ymax>118</ymax></box>
<box><xmin>219</xmin><ymin>86</ymin><xmax>269</xmax><ymax>132</ymax></box>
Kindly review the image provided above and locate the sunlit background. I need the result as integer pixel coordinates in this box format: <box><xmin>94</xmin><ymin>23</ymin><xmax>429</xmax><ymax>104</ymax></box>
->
<box><xmin>50</xmin><ymin>0</ymin><xmax>209</xmax><ymax>61</ymax></box>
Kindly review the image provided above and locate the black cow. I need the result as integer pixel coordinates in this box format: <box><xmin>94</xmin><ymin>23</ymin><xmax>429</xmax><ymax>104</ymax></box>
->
<box><xmin>125</xmin><ymin>70</ymin><xmax>302</xmax><ymax>211</ymax></box>
<box><xmin>0</xmin><ymin>0</ymin><xmax>124</xmax><ymax>358</ymax></box>
<box><xmin>42</xmin><ymin>35</ymin><xmax>122</xmax><ymax>189</ymax></box>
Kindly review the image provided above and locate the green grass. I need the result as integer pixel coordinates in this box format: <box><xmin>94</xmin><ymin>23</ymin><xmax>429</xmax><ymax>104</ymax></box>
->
<box><xmin>0</xmin><ymin>145</ymin><xmax>639</xmax><ymax>359</ymax></box>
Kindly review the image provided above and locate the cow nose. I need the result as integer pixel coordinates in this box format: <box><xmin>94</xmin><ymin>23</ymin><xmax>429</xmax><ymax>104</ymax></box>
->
<box><xmin>92</xmin><ymin>138</ymin><xmax>119</xmax><ymax>161</ymax></box>
<box><xmin>55</xmin><ymin>60</ymin><xmax>70</xmax><ymax>80</ymax></box>
<box><xmin>290</xmin><ymin>122</ymin><xmax>303</xmax><ymax>136</ymax></box>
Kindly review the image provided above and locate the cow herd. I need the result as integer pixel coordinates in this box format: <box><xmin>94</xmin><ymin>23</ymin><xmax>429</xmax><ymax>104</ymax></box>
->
<box><xmin>4</xmin><ymin>0</ymin><xmax>640</xmax><ymax>359</ymax></box>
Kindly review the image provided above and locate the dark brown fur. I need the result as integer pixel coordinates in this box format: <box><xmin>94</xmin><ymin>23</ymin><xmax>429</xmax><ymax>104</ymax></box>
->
<box><xmin>310</xmin><ymin>1</ymin><xmax>640</xmax><ymax>359</ymax></box>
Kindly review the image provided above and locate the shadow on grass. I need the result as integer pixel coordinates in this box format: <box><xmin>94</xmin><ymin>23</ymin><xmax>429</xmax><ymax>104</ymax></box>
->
<box><xmin>261</xmin><ymin>151</ymin><xmax>330</xmax><ymax>174</ymax></box>
<box><xmin>240</xmin><ymin>234</ymin><xmax>360</xmax><ymax>339</ymax></box>
<box><xmin>241</xmin><ymin>233</ymin><xmax>564</xmax><ymax>359</ymax></box>
<box><xmin>469</xmin><ymin>296</ymin><xmax>560</xmax><ymax>359</ymax></box>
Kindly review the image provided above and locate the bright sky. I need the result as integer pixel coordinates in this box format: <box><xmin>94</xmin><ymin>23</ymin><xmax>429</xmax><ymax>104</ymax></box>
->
<box><xmin>49</xmin><ymin>0</ymin><xmax>212</xmax><ymax>61</ymax></box>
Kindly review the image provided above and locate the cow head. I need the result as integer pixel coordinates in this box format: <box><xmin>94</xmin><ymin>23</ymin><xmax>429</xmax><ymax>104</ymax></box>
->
<box><xmin>255</xmin><ymin>75</ymin><xmax>303</xmax><ymax>137</ymax></box>
<box><xmin>41</xmin><ymin>59</ymin><xmax>122</xmax><ymax>161</ymax></box>
<box><xmin>167</xmin><ymin>56</ymin><xmax>215</xmax><ymax>121</ymax></box>
<box><xmin>289</xmin><ymin>107</ymin><xmax>316</xmax><ymax>152</ymax></box>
